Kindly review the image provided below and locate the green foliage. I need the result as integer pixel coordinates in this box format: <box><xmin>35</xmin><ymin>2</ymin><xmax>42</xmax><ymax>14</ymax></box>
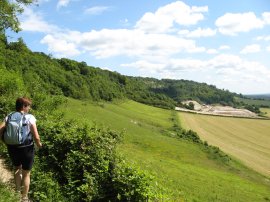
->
<box><xmin>244</xmin><ymin>104</ymin><xmax>260</xmax><ymax>114</ymax></box>
<box><xmin>1</xmin><ymin>36</ymin><xmax>241</xmax><ymax>110</ymax></box>
<box><xmin>30</xmin><ymin>169</ymin><xmax>66</xmax><ymax>202</ymax></box>
<box><xmin>181</xmin><ymin>102</ymin><xmax>195</xmax><ymax>110</ymax></box>
<box><xmin>149</xmin><ymin>78</ymin><xmax>237</xmax><ymax>105</ymax></box>
<box><xmin>30</xmin><ymin>116</ymin><xmax>153</xmax><ymax>201</ymax></box>
<box><xmin>171</xmin><ymin>111</ymin><xmax>231</xmax><ymax>164</ymax></box>
<box><xmin>0</xmin><ymin>181</ymin><xmax>20</xmax><ymax>202</ymax></box>
<box><xmin>62</xmin><ymin>98</ymin><xmax>270</xmax><ymax>201</ymax></box>
<box><xmin>109</xmin><ymin>159</ymin><xmax>154</xmax><ymax>201</ymax></box>
<box><xmin>0</xmin><ymin>0</ymin><xmax>33</xmax><ymax>33</ymax></box>
<box><xmin>1</xmin><ymin>31</ymin><xmax>269</xmax><ymax>201</ymax></box>
<box><xmin>0</xmin><ymin>67</ymin><xmax>25</xmax><ymax>119</ymax></box>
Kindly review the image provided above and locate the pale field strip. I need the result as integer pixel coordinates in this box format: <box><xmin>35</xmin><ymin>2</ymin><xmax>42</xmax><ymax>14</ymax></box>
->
<box><xmin>179</xmin><ymin>112</ymin><xmax>270</xmax><ymax>177</ymax></box>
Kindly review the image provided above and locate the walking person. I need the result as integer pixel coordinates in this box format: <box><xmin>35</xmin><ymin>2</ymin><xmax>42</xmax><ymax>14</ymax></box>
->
<box><xmin>0</xmin><ymin>97</ymin><xmax>42</xmax><ymax>202</ymax></box>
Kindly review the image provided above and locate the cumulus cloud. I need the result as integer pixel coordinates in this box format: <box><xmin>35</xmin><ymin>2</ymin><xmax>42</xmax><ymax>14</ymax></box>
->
<box><xmin>122</xmin><ymin>54</ymin><xmax>270</xmax><ymax>93</ymax></box>
<box><xmin>57</xmin><ymin>0</ymin><xmax>70</xmax><ymax>9</ymax></box>
<box><xmin>215</xmin><ymin>12</ymin><xmax>264</xmax><ymax>36</ymax></box>
<box><xmin>41</xmin><ymin>34</ymin><xmax>81</xmax><ymax>57</ymax></box>
<box><xmin>219</xmin><ymin>45</ymin><xmax>230</xmax><ymax>50</ymax></box>
<box><xmin>38</xmin><ymin>27</ymin><xmax>205</xmax><ymax>60</ymax></box>
<box><xmin>178</xmin><ymin>27</ymin><xmax>216</xmax><ymax>38</ymax></box>
<box><xmin>262</xmin><ymin>12</ymin><xmax>270</xmax><ymax>24</ymax></box>
<box><xmin>256</xmin><ymin>35</ymin><xmax>270</xmax><ymax>41</ymax></box>
<box><xmin>84</xmin><ymin>6</ymin><xmax>110</xmax><ymax>15</ymax></box>
<box><xmin>135</xmin><ymin>1</ymin><xmax>208</xmax><ymax>33</ymax></box>
<box><xmin>207</xmin><ymin>49</ymin><xmax>218</xmax><ymax>54</ymax></box>
<box><xmin>240</xmin><ymin>44</ymin><xmax>261</xmax><ymax>54</ymax></box>
<box><xmin>20</xmin><ymin>7</ymin><xmax>59</xmax><ymax>33</ymax></box>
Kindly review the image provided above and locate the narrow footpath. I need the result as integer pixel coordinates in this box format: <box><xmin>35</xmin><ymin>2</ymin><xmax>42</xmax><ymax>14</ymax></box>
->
<box><xmin>0</xmin><ymin>158</ymin><xmax>12</xmax><ymax>183</ymax></box>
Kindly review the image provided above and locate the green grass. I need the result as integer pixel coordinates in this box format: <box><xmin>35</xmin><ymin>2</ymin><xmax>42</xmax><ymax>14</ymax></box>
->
<box><xmin>179</xmin><ymin>112</ymin><xmax>270</xmax><ymax>177</ymax></box>
<box><xmin>60</xmin><ymin>98</ymin><xmax>270</xmax><ymax>201</ymax></box>
<box><xmin>0</xmin><ymin>181</ymin><xmax>20</xmax><ymax>202</ymax></box>
<box><xmin>261</xmin><ymin>108</ymin><xmax>270</xmax><ymax>118</ymax></box>
<box><xmin>235</xmin><ymin>97</ymin><xmax>270</xmax><ymax>107</ymax></box>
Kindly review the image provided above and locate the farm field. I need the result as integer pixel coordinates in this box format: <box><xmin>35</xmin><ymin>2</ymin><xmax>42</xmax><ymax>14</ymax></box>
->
<box><xmin>60</xmin><ymin>98</ymin><xmax>270</xmax><ymax>201</ymax></box>
<box><xmin>179</xmin><ymin>112</ymin><xmax>270</xmax><ymax>177</ymax></box>
<box><xmin>261</xmin><ymin>108</ymin><xmax>270</xmax><ymax>118</ymax></box>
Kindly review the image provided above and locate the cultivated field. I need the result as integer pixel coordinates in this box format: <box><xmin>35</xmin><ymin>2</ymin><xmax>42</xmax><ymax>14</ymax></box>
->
<box><xmin>179</xmin><ymin>112</ymin><xmax>270</xmax><ymax>177</ymax></box>
<box><xmin>60</xmin><ymin>98</ymin><xmax>270</xmax><ymax>201</ymax></box>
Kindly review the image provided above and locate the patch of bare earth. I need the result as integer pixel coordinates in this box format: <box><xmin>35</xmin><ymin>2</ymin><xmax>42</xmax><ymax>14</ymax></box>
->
<box><xmin>0</xmin><ymin>158</ymin><xmax>13</xmax><ymax>183</ymax></box>
<box><xmin>177</xmin><ymin>100</ymin><xmax>259</xmax><ymax>118</ymax></box>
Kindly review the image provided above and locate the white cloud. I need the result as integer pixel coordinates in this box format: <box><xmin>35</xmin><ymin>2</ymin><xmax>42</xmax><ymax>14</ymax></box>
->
<box><xmin>240</xmin><ymin>44</ymin><xmax>261</xmax><ymax>54</ymax></box>
<box><xmin>207</xmin><ymin>49</ymin><xmax>218</xmax><ymax>54</ymax></box>
<box><xmin>219</xmin><ymin>45</ymin><xmax>230</xmax><ymax>50</ymax></box>
<box><xmin>186</xmin><ymin>27</ymin><xmax>217</xmax><ymax>38</ymax></box>
<box><xmin>41</xmin><ymin>34</ymin><xmax>81</xmax><ymax>57</ymax></box>
<box><xmin>39</xmin><ymin>27</ymin><xmax>205</xmax><ymax>60</ymax></box>
<box><xmin>84</xmin><ymin>6</ymin><xmax>110</xmax><ymax>15</ymax></box>
<box><xmin>256</xmin><ymin>35</ymin><xmax>270</xmax><ymax>41</ymax></box>
<box><xmin>121</xmin><ymin>60</ymin><xmax>165</xmax><ymax>73</ymax></box>
<box><xmin>267</xmin><ymin>46</ymin><xmax>270</xmax><ymax>52</ymax></box>
<box><xmin>262</xmin><ymin>12</ymin><xmax>270</xmax><ymax>24</ymax></box>
<box><xmin>57</xmin><ymin>0</ymin><xmax>70</xmax><ymax>9</ymax></box>
<box><xmin>122</xmin><ymin>54</ymin><xmax>270</xmax><ymax>93</ymax></box>
<box><xmin>122</xmin><ymin>54</ymin><xmax>270</xmax><ymax>78</ymax></box>
<box><xmin>215</xmin><ymin>12</ymin><xmax>264</xmax><ymax>36</ymax></box>
<box><xmin>20</xmin><ymin>8</ymin><xmax>59</xmax><ymax>33</ymax></box>
<box><xmin>135</xmin><ymin>1</ymin><xmax>208</xmax><ymax>33</ymax></box>
<box><xmin>178</xmin><ymin>27</ymin><xmax>216</xmax><ymax>38</ymax></box>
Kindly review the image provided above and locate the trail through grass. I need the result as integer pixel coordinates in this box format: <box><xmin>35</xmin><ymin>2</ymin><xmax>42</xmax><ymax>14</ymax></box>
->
<box><xmin>60</xmin><ymin>98</ymin><xmax>270</xmax><ymax>201</ymax></box>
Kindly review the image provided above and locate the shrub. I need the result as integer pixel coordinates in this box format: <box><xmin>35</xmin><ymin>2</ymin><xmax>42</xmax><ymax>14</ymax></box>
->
<box><xmin>32</xmin><ymin>118</ymin><xmax>153</xmax><ymax>201</ymax></box>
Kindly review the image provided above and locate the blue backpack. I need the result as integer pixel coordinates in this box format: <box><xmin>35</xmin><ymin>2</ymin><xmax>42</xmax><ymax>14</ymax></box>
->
<box><xmin>4</xmin><ymin>112</ymin><xmax>32</xmax><ymax>146</ymax></box>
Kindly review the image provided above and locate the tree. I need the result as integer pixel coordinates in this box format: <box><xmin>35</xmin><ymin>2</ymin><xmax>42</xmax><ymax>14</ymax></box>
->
<box><xmin>0</xmin><ymin>0</ymin><xmax>33</xmax><ymax>33</ymax></box>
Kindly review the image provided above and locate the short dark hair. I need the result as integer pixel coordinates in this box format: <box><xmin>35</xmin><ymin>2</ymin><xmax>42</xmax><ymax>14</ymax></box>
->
<box><xmin>16</xmin><ymin>97</ymin><xmax>32</xmax><ymax>111</ymax></box>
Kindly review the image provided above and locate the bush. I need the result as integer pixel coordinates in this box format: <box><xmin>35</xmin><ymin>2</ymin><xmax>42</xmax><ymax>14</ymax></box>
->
<box><xmin>32</xmin><ymin>118</ymin><xmax>153</xmax><ymax>201</ymax></box>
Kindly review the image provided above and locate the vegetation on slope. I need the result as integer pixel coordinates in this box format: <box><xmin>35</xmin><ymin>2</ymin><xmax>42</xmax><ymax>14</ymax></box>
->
<box><xmin>1</xmin><ymin>34</ymin><xmax>246</xmax><ymax>110</ymax></box>
<box><xmin>1</xmin><ymin>2</ymin><xmax>269</xmax><ymax>201</ymax></box>
<box><xmin>60</xmin><ymin>98</ymin><xmax>270</xmax><ymax>201</ymax></box>
<box><xmin>0</xmin><ymin>57</ymin><xmax>155</xmax><ymax>201</ymax></box>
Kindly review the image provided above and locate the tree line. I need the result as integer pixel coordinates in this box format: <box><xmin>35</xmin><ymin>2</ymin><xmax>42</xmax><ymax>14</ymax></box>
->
<box><xmin>0</xmin><ymin>34</ymin><xmax>243</xmax><ymax>110</ymax></box>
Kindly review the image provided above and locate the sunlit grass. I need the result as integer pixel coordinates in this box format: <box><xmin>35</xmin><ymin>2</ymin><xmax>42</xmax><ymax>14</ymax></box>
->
<box><xmin>60</xmin><ymin>98</ymin><xmax>270</xmax><ymax>201</ymax></box>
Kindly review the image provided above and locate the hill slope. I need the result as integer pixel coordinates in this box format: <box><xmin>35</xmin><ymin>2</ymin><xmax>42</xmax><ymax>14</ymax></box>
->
<box><xmin>179</xmin><ymin>112</ymin><xmax>270</xmax><ymax>177</ymax></box>
<box><xmin>0</xmin><ymin>34</ymin><xmax>241</xmax><ymax>109</ymax></box>
<box><xmin>60</xmin><ymin>98</ymin><xmax>270</xmax><ymax>201</ymax></box>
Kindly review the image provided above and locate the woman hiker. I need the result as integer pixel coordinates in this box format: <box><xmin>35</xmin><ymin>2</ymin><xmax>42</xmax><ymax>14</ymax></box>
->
<box><xmin>0</xmin><ymin>97</ymin><xmax>42</xmax><ymax>202</ymax></box>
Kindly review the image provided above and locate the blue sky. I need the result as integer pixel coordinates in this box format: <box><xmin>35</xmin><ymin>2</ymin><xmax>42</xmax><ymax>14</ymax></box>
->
<box><xmin>8</xmin><ymin>0</ymin><xmax>270</xmax><ymax>94</ymax></box>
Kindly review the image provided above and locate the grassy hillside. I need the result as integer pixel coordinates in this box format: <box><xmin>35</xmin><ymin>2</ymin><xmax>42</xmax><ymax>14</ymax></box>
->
<box><xmin>60</xmin><ymin>98</ymin><xmax>270</xmax><ymax>201</ymax></box>
<box><xmin>179</xmin><ymin>112</ymin><xmax>270</xmax><ymax>177</ymax></box>
<box><xmin>235</xmin><ymin>97</ymin><xmax>270</xmax><ymax>107</ymax></box>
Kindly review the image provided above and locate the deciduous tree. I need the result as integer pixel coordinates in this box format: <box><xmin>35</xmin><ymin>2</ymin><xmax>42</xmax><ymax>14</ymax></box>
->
<box><xmin>0</xmin><ymin>0</ymin><xmax>33</xmax><ymax>33</ymax></box>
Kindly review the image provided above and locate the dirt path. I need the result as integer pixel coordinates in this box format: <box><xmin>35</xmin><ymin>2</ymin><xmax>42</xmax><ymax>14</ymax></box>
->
<box><xmin>0</xmin><ymin>157</ymin><xmax>13</xmax><ymax>183</ymax></box>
